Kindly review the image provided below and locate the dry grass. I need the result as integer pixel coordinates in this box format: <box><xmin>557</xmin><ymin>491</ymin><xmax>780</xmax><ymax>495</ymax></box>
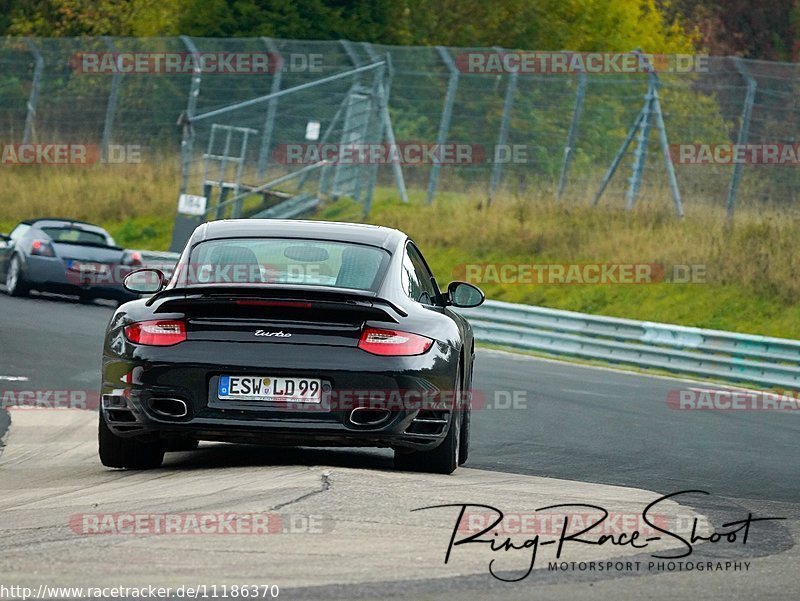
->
<box><xmin>0</xmin><ymin>159</ymin><xmax>178</xmax><ymax>228</ymax></box>
<box><xmin>0</xmin><ymin>159</ymin><xmax>179</xmax><ymax>250</ymax></box>
<box><xmin>349</xmin><ymin>189</ymin><xmax>800</xmax><ymax>300</ymax></box>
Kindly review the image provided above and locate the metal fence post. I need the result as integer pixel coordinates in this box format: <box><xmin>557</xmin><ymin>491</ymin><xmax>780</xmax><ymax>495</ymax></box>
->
<box><xmin>22</xmin><ymin>38</ymin><xmax>44</xmax><ymax>145</ymax></box>
<box><xmin>178</xmin><ymin>35</ymin><xmax>202</xmax><ymax>198</ymax></box>
<box><xmin>377</xmin><ymin>54</ymin><xmax>408</xmax><ymax>203</ymax></box>
<box><xmin>169</xmin><ymin>36</ymin><xmax>204</xmax><ymax>252</ymax></box>
<box><xmin>360</xmin><ymin>42</ymin><xmax>379</xmax><ymax>62</ymax></box>
<box><xmin>427</xmin><ymin>46</ymin><xmax>459</xmax><ymax>205</ymax></box>
<box><xmin>340</xmin><ymin>39</ymin><xmax>362</xmax><ymax>69</ymax></box>
<box><xmin>100</xmin><ymin>36</ymin><xmax>122</xmax><ymax>162</ymax></box>
<box><xmin>650</xmin><ymin>74</ymin><xmax>684</xmax><ymax>217</ymax></box>
<box><xmin>361</xmin><ymin>42</ymin><xmax>382</xmax><ymax>214</ymax></box>
<box><xmin>725</xmin><ymin>58</ymin><xmax>757</xmax><ymax>221</ymax></box>
<box><xmin>557</xmin><ymin>71</ymin><xmax>586</xmax><ymax>199</ymax></box>
<box><xmin>363</xmin><ymin>64</ymin><xmax>385</xmax><ymax>216</ymax></box>
<box><xmin>590</xmin><ymin>112</ymin><xmax>645</xmax><ymax>207</ymax></box>
<box><xmin>625</xmin><ymin>77</ymin><xmax>654</xmax><ymax>209</ymax></box>
<box><xmin>256</xmin><ymin>37</ymin><xmax>283</xmax><ymax>179</ymax></box>
<box><xmin>488</xmin><ymin>47</ymin><xmax>517</xmax><ymax>205</ymax></box>
<box><xmin>340</xmin><ymin>39</ymin><xmax>367</xmax><ymax>202</ymax></box>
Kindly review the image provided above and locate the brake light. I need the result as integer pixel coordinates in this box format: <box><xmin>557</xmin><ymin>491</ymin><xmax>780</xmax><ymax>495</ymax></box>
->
<box><xmin>358</xmin><ymin>328</ymin><xmax>433</xmax><ymax>356</ymax></box>
<box><xmin>235</xmin><ymin>300</ymin><xmax>313</xmax><ymax>309</ymax></box>
<box><xmin>31</xmin><ymin>240</ymin><xmax>55</xmax><ymax>257</ymax></box>
<box><xmin>124</xmin><ymin>320</ymin><xmax>186</xmax><ymax>346</ymax></box>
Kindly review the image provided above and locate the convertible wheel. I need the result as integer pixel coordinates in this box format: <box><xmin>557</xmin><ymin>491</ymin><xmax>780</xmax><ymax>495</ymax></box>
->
<box><xmin>98</xmin><ymin>411</ymin><xmax>164</xmax><ymax>469</ymax></box>
<box><xmin>395</xmin><ymin>366</ymin><xmax>462</xmax><ymax>475</ymax></box>
<box><xmin>5</xmin><ymin>255</ymin><xmax>29</xmax><ymax>297</ymax></box>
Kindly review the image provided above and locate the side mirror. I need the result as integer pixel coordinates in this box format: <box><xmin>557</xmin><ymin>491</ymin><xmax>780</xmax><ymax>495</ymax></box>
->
<box><xmin>123</xmin><ymin>268</ymin><xmax>166</xmax><ymax>294</ymax></box>
<box><xmin>446</xmin><ymin>281</ymin><xmax>485</xmax><ymax>308</ymax></box>
<box><xmin>0</xmin><ymin>233</ymin><xmax>9</xmax><ymax>241</ymax></box>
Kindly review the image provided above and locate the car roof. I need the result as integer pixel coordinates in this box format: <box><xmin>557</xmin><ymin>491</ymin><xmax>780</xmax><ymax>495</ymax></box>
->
<box><xmin>194</xmin><ymin>219</ymin><xmax>407</xmax><ymax>251</ymax></box>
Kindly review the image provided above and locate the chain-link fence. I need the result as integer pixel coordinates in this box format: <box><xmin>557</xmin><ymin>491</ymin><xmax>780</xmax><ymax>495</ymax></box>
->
<box><xmin>2</xmin><ymin>36</ymin><xmax>800</xmax><ymax>221</ymax></box>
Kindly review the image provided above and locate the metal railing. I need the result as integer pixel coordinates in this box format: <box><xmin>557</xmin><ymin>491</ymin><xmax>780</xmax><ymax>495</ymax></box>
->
<box><xmin>461</xmin><ymin>300</ymin><xmax>800</xmax><ymax>390</ymax></box>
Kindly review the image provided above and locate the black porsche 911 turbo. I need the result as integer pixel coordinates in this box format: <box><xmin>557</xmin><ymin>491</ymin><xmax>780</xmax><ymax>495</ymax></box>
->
<box><xmin>99</xmin><ymin>219</ymin><xmax>484</xmax><ymax>474</ymax></box>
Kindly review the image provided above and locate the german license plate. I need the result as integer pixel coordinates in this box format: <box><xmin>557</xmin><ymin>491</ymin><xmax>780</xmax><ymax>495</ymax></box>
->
<box><xmin>217</xmin><ymin>376</ymin><xmax>322</xmax><ymax>403</ymax></box>
<box><xmin>66</xmin><ymin>260</ymin><xmax>108</xmax><ymax>274</ymax></box>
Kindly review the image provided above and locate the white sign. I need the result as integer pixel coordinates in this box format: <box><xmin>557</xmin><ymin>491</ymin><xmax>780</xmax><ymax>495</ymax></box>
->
<box><xmin>305</xmin><ymin>120</ymin><xmax>321</xmax><ymax>141</ymax></box>
<box><xmin>178</xmin><ymin>193</ymin><xmax>207</xmax><ymax>216</ymax></box>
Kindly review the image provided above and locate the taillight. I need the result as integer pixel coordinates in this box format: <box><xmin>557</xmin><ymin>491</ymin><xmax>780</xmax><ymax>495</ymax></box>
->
<box><xmin>123</xmin><ymin>320</ymin><xmax>186</xmax><ymax>346</ymax></box>
<box><xmin>31</xmin><ymin>240</ymin><xmax>55</xmax><ymax>257</ymax></box>
<box><xmin>358</xmin><ymin>328</ymin><xmax>433</xmax><ymax>356</ymax></box>
<box><xmin>122</xmin><ymin>251</ymin><xmax>143</xmax><ymax>266</ymax></box>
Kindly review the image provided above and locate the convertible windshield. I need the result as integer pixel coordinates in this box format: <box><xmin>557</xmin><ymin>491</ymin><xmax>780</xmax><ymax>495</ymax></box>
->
<box><xmin>41</xmin><ymin>227</ymin><xmax>110</xmax><ymax>246</ymax></box>
<box><xmin>184</xmin><ymin>238</ymin><xmax>390</xmax><ymax>292</ymax></box>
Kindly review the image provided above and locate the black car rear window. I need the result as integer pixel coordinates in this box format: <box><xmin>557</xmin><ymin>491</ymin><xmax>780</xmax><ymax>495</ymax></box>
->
<box><xmin>184</xmin><ymin>238</ymin><xmax>390</xmax><ymax>292</ymax></box>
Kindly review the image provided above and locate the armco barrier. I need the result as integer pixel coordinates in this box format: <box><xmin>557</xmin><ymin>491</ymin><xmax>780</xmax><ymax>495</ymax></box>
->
<box><xmin>460</xmin><ymin>300</ymin><xmax>800</xmax><ymax>390</ymax></box>
<box><xmin>128</xmin><ymin>253</ymin><xmax>800</xmax><ymax>390</ymax></box>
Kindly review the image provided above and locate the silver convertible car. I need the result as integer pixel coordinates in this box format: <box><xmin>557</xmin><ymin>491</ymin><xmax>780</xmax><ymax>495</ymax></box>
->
<box><xmin>0</xmin><ymin>218</ymin><xmax>142</xmax><ymax>304</ymax></box>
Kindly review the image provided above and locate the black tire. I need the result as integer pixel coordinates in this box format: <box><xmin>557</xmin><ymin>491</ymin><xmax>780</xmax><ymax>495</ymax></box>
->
<box><xmin>395</xmin><ymin>365</ymin><xmax>462</xmax><ymax>475</ymax></box>
<box><xmin>78</xmin><ymin>291</ymin><xmax>94</xmax><ymax>304</ymax></box>
<box><xmin>5</xmin><ymin>255</ymin><xmax>29</xmax><ymax>297</ymax></box>
<box><xmin>98</xmin><ymin>410</ymin><xmax>164</xmax><ymax>469</ymax></box>
<box><xmin>163</xmin><ymin>438</ymin><xmax>199</xmax><ymax>452</ymax></box>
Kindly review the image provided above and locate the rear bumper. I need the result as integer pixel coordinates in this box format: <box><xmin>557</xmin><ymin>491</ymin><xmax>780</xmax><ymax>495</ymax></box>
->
<box><xmin>25</xmin><ymin>256</ymin><xmax>136</xmax><ymax>300</ymax></box>
<box><xmin>101</xmin><ymin>340</ymin><xmax>461</xmax><ymax>451</ymax></box>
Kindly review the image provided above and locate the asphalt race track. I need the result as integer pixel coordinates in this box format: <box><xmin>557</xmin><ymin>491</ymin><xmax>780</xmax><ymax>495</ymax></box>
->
<box><xmin>1</xmin><ymin>292</ymin><xmax>798</xmax><ymax>600</ymax></box>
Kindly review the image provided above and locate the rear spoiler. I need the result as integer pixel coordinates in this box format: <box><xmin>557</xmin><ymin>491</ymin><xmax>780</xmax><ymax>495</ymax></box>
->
<box><xmin>148</xmin><ymin>285</ymin><xmax>407</xmax><ymax>318</ymax></box>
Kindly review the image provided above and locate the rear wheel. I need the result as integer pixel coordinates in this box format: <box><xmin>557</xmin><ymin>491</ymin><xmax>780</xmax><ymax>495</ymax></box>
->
<box><xmin>395</xmin><ymin>365</ymin><xmax>463</xmax><ymax>475</ymax></box>
<box><xmin>5</xmin><ymin>255</ymin><xmax>29</xmax><ymax>297</ymax></box>
<box><xmin>98</xmin><ymin>410</ymin><xmax>164</xmax><ymax>469</ymax></box>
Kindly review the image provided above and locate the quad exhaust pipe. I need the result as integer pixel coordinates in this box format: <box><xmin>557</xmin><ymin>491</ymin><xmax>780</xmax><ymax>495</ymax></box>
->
<box><xmin>150</xmin><ymin>397</ymin><xmax>188</xmax><ymax>418</ymax></box>
<box><xmin>348</xmin><ymin>407</ymin><xmax>391</xmax><ymax>427</ymax></box>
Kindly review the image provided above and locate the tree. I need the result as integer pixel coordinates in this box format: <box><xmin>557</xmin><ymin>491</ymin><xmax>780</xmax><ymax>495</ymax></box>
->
<box><xmin>662</xmin><ymin>0</ymin><xmax>800</xmax><ymax>60</ymax></box>
<box><xmin>1</xmin><ymin>0</ymin><xmax>697</xmax><ymax>56</ymax></box>
<box><xmin>3</xmin><ymin>0</ymin><xmax>185</xmax><ymax>36</ymax></box>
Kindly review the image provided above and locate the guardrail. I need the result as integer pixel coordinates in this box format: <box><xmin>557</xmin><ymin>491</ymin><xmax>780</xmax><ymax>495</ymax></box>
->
<box><xmin>126</xmin><ymin>251</ymin><xmax>800</xmax><ymax>390</ymax></box>
<box><xmin>460</xmin><ymin>300</ymin><xmax>800</xmax><ymax>390</ymax></box>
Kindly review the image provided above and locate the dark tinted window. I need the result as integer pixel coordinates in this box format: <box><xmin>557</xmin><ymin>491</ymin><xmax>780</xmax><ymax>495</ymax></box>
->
<box><xmin>185</xmin><ymin>238</ymin><xmax>389</xmax><ymax>291</ymax></box>
<box><xmin>41</xmin><ymin>227</ymin><xmax>110</xmax><ymax>246</ymax></box>
<box><xmin>401</xmin><ymin>243</ymin><xmax>438</xmax><ymax>305</ymax></box>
